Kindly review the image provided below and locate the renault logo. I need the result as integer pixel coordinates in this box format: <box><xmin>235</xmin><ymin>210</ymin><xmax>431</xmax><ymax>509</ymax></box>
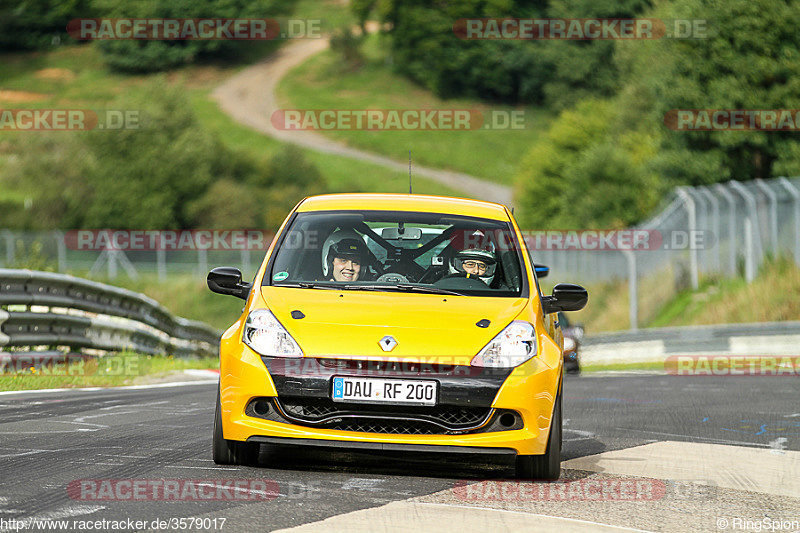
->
<box><xmin>379</xmin><ymin>335</ymin><xmax>397</xmax><ymax>352</ymax></box>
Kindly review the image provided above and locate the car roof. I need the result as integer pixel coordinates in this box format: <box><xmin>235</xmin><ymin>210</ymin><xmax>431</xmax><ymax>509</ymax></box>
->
<box><xmin>296</xmin><ymin>194</ymin><xmax>510</xmax><ymax>221</ymax></box>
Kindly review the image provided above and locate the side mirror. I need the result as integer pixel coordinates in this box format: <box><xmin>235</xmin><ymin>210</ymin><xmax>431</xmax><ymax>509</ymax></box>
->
<box><xmin>542</xmin><ymin>283</ymin><xmax>588</xmax><ymax>314</ymax></box>
<box><xmin>534</xmin><ymin>263</ymin><xmax>549</xmax><ymax>278</ymax></box>
<box><xmin>207</xmin><ymin>267</ymin><xmax>252</xmax><ymax>300</ymax></box>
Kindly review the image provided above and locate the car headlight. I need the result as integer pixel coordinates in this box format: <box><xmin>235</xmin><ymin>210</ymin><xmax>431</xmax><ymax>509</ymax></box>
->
<box><xmin>471</xmin><ymin>321</ymin><xmax>536</xmax><ymax>368</ymax></box>
<box><xmin>242</xmin><ymin>309</ymin><xmax>303</xmax><ymax>357</ymax></box>
<box><xmin>563</xmin><ymin>337</ymin><xmax>576</xmax><ymax>352</ymax></box>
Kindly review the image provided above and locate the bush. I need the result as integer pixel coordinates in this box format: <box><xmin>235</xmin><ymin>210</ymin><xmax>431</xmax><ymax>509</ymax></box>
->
<box><xmin>259</xmin><ymin>145</ymin><xmax>326</xmax><ymax>229</ymax></box>
<box><xmin>0</xmin><ymin>81</ymin><xmax>326</xmax><ymax>231</ymax></box>
<box><xmin>369</xmin><ymin>0</ymin><xmax>651</xmax><ymax>107</ymax></box>
<box><xmin>329</xmin><ymin>27</ymin><xmax>365</xmax><ymax>70</ymax></box>
<box><xmin>187</xmin><ymin>180</ymin><xmax>262</xmax><ymax>229</ymax></box>
<box><xmin>614</xmin><ymin>0</ymin><xmax>800</xmax><ymax>183</ymax></box>
<box><xmin>515</xmin><ymin>99</ymin><xmax>663</xmax><ymax>229</ymax></box>
<box><xmin>94</xmin><ymin>0</ymin><xmax>295</xmax><ymax>72</ymax></box>
<box><xmin>0</xmin><ymin>0</ymin><xmax>94</xmax><ymax>50</ymax></box>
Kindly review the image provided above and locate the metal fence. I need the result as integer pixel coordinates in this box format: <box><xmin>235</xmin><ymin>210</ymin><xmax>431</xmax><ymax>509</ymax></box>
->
<box><xmin>530</xmin><ymin>177</ymin><xmax>800</xmax><ymax>329</ymax></box>
<box><xmin>1</xmin><ymin>177</ymin><xmax>798</xmax><ymax>330</ymax></box>
<box><xmin>0</xmin><ymin>269</ymin><xmax>220</xmax><ymax>358</ymax></box>
<box><xmin>0</xmin><ymin>232</ymin><xmax>261</xmax><ymax>283</ymax></box>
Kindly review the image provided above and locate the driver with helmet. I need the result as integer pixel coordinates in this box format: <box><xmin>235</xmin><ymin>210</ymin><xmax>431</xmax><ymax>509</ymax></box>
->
<box><xmin>322</xmin><ymin>230</ymin><xmax>369</xmax><ymax>282</ymax></box>
<box><xmin>448</xmin><ymin>233</ymin><xmax>498</xmax><ymax>286</ymax></box>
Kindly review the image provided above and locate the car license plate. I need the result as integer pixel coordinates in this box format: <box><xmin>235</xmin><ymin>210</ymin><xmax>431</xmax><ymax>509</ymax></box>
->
<box><xmin>331</xmin><ymin>376</ymin><xmax>437</xmax><ymax>406</ymax></box>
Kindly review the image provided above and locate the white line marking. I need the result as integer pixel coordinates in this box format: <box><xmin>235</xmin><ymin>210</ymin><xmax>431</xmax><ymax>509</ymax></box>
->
<box><xmin>614</xmin><ymin>428</ymin><xmax>773</xmax><ymax>448</ymax></box>
<box><xmin>164</xmin><ymin>465</ymin><xmax>240</xmax><ymax>471</ymax></box>
<box><xmin>74</xmin><ymin>410</ymin><xmax>138</xmax><ymax>424</ymax></box>
<box><xmin>769</xmin><ymin>437</ymin><xmax>788</xmax><ymax>455</ymax></box>
<box><xmin>563</xmin><ymin>429</ymin><xmax>596</xmax><ymax>442</ymax></box>
<box><xmin>0</xmin><ymin>380</ymin><xmax>217</xmax><ymax>397</ymax></box>
<box><xmin>196</xmin><ymin>483</ymin><xmax>279</xmax><ymax>498</ymax></box>
<box><xmin>341</xmin><ymin>478</ymin><xmax>384</xmax><ymax>491</ymax></box>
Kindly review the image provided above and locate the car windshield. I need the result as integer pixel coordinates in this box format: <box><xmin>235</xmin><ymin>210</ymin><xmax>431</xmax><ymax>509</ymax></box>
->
<box><xmin>266</xmin><ymin>210</ymin><xmax>526</xmax><ymax>297</ymax></box>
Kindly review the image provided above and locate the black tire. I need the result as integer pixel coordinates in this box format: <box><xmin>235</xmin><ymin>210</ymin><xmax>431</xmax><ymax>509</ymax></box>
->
<box><xmin>213</xmin><ymin>388</ymin><xmax>260</xmax><ymax>466</ymax></box>
<box><xmin>515</xmin><ymin>390</ymin><xmax>562</xmax><ymax>480</ymax></box>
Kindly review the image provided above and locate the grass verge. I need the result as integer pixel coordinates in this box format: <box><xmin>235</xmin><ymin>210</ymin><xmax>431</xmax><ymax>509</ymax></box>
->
<box><xmin>579</xmin><ymin>361</ymin><xmax>666</xmax><ymax>374</ymax></box>
<box><xmin>0</xmin><ymin>352</ymin><xmax>218</xmax><ymax>392</ymax></box>
<box><xmin>548</xmin><ymin>257</ymin><xmax>800</xmax><ymax>334</ymax></box>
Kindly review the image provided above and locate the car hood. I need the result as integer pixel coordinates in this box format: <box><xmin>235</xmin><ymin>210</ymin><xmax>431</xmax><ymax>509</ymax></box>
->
<box><xmin>260</xmin><ymin>286</ymin><xmax>528</xmax><ymax>362</ymax></box>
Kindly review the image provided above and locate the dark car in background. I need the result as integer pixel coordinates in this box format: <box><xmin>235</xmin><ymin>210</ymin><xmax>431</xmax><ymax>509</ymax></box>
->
<box><xmin>558</xmin><ymin>312</ymin><xmax>584</xmax><ymax>374</ymax></box>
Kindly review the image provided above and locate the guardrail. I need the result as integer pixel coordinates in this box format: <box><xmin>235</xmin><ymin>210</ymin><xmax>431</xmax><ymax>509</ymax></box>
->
<box><xmin>0</xmin><ymin>269</ymin><xmax>220</xmax><ymax>358</ymax></box>
<box><xmin>581</xmin><ymin>321</ymin><xmax>800</xmax><ymax>365</ymax></box>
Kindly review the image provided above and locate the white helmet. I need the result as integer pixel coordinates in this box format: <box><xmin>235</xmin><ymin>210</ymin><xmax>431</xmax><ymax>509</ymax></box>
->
<box><xmin>321</xmin><ymin>229</ymin><xmax>366</xmax><ymax>278</ymax></box>
<box><xmin>449</xmin><ymin>241</ymin><xmax>497</xmax><ymax>286</ymax></box>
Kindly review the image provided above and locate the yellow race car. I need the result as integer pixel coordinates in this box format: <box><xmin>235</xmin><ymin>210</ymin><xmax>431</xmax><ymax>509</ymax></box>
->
<box><xmin>208</xmin><ymin>194</ymin><xmax>587</xmax><ymax>480</ymax></box>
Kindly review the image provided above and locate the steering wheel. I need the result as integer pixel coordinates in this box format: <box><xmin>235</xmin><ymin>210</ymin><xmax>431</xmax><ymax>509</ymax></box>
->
<box><xmin>377</xmin><ymin>272</ymin><xmax>410</xmax><ymax>283</ymax></box>
<box><xmin>433</xmin><ymin>272</ymin><xmax>488</xmax><ymax>290</ymax></box>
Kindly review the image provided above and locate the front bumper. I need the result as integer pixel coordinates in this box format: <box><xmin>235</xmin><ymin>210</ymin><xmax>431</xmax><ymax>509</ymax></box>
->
<box><xmin>219</xmin><ymin>345</ymin><xmax>561</xmax><ymax>455</ymax></box>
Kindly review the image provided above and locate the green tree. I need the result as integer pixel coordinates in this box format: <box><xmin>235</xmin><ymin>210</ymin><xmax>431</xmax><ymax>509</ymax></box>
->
<box><xmin>0</xmin><ymin>0</ymin><xmax>94</xmax><ymax>50</ymax></box>
<box><xmin>257</xmin><ymin>145</ymin><xmax>326</xmax><ymax>229</ymax></box>
<box><xmin>516</xmin><ymin>99</ymin><xmax>662</xmax><ymax>228</ymax></box>
<box><xmin>94</xmin><ymin>0</ymin><xmax>294</xmax><ymax>72</ymax></box>
<box><xmin>539</xmin><ymin>0</ymin><xmax>651</xmax><ymax>110</ymax></box>
<box><xmin>616</xmin><ymin>0</ymin><xmax>800</xmax><ymax>182</ymax></box>
<box><xmin>187</xmin><ymin>180</ymin><xmax>262</xmax><ymax>229</ymax></box>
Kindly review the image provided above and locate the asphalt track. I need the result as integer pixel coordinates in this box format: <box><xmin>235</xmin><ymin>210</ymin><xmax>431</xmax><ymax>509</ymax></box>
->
<box><xmin>0</xmin><ymin>375</ymin><xmax>798</xmax><ymax>532</ymax></box>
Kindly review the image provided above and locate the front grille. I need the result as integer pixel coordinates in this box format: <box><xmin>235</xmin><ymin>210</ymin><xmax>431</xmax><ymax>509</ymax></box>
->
<box><xmin>278</xmin><ymin>397</ymin><xmax>491</xmax><ymax>430</ymax></box>
<box><xmin>283</xmin><ymin>400</ymin><xmax>339</xmax><ymax>419</ymax></box>
<box><xmin>316</xmin><ymin>358</ymin><xmax>466</xmax><ymax>374</ymax></box>
<box><xmin>246</xmin><ymin>397</ymin><xmax>524</xmax><ymax>435</ymax></box>
<box><xmin>328</xmin><ymin>419</ymin><xmax>438</xmax><ymax>435</ymax></box>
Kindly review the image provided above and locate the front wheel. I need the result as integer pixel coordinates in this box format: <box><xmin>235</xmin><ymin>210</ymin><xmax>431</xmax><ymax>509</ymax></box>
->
<box><xmin>213</xmin><ymin>388</ymin><xmax>260</xmax><ymax>466</ymax></box>
<box><xmin>515</xmin><ymin>391</ymin><xmax>562</xmax><ymax>480</ymax></box>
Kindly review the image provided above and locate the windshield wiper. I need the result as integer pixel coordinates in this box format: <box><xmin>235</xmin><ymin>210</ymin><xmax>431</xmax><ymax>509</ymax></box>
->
<box><xmin>342</xmin><ymin>284</ymin><xmax>463</xmax><ymax>296</ymax></box>
<box><xmin>276</xmin><ymin>282</ymin><xmax>339</xmax><ymax>289</ymax></box>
